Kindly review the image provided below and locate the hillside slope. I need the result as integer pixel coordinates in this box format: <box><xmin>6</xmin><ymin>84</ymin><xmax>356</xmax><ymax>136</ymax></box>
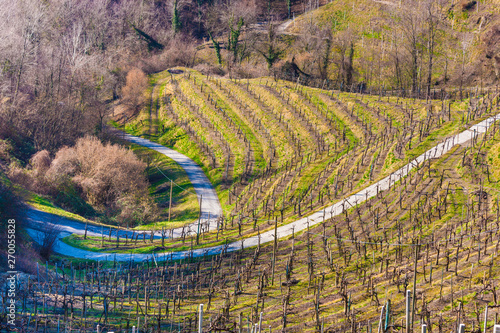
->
<box><xmin>272</xmin><ymin>0</ymin><xmax>500</xmax><ymax>93</ymax></box>
<box><xmin>10</xmin><ymin>89</ymin><xmax>500</xmax><ymax>332</ymax></box>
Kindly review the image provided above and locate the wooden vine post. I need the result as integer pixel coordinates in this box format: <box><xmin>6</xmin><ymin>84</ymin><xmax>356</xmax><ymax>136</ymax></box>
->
<box><xmin>197</xmin><ymin>195</ymin><xmax>203</xmax><ymax>245</ymax></box>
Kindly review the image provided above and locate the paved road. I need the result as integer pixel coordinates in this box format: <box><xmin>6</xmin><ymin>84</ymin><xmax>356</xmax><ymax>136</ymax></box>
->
<box><xmin>26</xmin><ymin>114</ymin><xmax>500</xmax><ymax>261</ymax></box>
<box><xmin>121</xmin><ymin>132</ymin><xmax>222</xmax><ymax>222</ymax></box>
<box><xmin>27</xmin><ymin>132</ymin><xmax>222</xmax><ymax>237</ymax></box>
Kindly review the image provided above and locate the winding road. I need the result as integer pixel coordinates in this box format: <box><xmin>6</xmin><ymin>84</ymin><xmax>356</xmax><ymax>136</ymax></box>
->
<box><xmin>26</xmin><ymin>113</ymin><xmax>500</xmax><ymax>262</ymax></box>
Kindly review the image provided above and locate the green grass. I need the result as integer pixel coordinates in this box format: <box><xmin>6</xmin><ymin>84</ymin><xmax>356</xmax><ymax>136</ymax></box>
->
<box><xmin>16</xmin><ymin>6</ymin><xmax>500</xmax><ymax>330</ymax></box>
<box><xmin>124</xmin><ymin>143</ymin><xmax>200</xmax><ymax>229</ymax></box>
<box><xmin>27</xmin><ymin>194</ymin><xmax>91</xmax><ymax>223</ymax></box>
<box><xmin>60</xmin><ymin>233</ymin><xmax>234</xmax><ymax>254</ymax></box>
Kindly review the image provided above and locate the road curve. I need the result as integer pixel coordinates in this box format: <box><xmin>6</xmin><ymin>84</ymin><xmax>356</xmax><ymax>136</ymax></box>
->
<box><xmin>27</xmin><ymin>114</ymin><xmax>500</xmax><ymax>261</ymax></box>
<box><xmin>120</xmin><ymin>132</ymin><xmax>222</xmax><ymax>222</ymax></box>
<box><xmin>27</xmin><ymin>131</ymin><xmax>223</xmax><ymax>238</ymax></box>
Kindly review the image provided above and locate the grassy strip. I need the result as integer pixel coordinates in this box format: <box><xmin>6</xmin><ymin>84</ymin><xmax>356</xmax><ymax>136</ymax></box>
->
<box><xmin>122</xmin><ymin>142</ymin><xmax>200</xmax><ymax>229</ymax></box>
<box><xmin>28</xmin><ymin>195</ymin><xmax>90</xmax><ymax>224</ymax></box>
<box><xmin>60</xmin><ymin>233</ymin><xmax>234</xmax><ymax>254</ymax></box>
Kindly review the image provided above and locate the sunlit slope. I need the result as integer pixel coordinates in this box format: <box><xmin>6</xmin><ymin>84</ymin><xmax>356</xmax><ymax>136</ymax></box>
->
<box><xmin>123</xmin><ymin>68</ymin><xmax>495</xmax><ymax>244</ymax></box>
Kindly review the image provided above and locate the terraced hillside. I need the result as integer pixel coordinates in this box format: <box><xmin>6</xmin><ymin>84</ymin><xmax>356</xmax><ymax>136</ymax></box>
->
<box><xmin>11</xmin><ymin>62</ymin><xmax>500</xmax><ymax>331</ymax></box>
<box><xmin>108</xmin><ymin>68</ymin><xmax>497</xmax><ymax>250</ymax></box>
<box><xmin>15</xmin><ymin>94</ymin><xmax>500</xmax><ymax>332</ymax></box>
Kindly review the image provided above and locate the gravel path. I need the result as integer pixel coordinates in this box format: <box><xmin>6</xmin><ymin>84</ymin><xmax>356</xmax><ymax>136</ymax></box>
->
<box><xmin>27</xmin><ymin>114</ymin><xmax>500</xmax><ymax>262</ymax></box>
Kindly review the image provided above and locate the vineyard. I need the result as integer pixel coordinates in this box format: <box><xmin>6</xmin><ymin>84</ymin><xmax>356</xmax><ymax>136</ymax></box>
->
<box><xmin>7</xmin><ymin>68</ymin><xmax>500</xmax><ymax>332</ymax></box>
<box><xmin>4</xmin><ymin>0</ymin><xmax>500</xmax><ymax>330</ymax></box>
<box><xmin>109</xmin><ymin>68</ymin><xmax>488</xmax><ymax>249</ymax></box>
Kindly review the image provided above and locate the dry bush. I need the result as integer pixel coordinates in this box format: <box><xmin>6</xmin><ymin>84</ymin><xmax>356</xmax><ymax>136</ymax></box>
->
<box><xmin>38</xmin><ymin>222</ymin><xmax>62</xmax><ymax>260</ymax></box>
<box><xmin>47</xmin><ymin>136</ymin><xmax>148</xmax><ymax>207</ymax></box>
<box><xmin>162</xmin><ymin>36</ymin><xmax>197</xmax><ymax>67</ymax></box>
<box><xmin>142</xmin><ymin>36</ymin><xmax>198</xmax><ymax>73</ymax></box>
<box><xmin>0</xmin><ymin>139</ymin><xmax>13</xmax><ymax>162</ymax></box>
<box><xmin>45</xmin><ymin>136</ymin><xmax>157</xmax><ymax>226</ymax></box>
<box><xmin>116</xmin><ymin>194</ymin><xmax>159</xmax><ymax>226</ymax></box>
<box><xmin>291</xmin><ymin>53</ymin><xmax>315</xmax><ymax>75</ymax></box>
<box><xmin>193</xmin><ymin>63</ymin><xmax>226</xmax><ymax>77</ymax></box>
<box><xmin>0</xmin><ymin>176</ymin><xmax>28</xmax><ymax>269</ymax></box>
<box><xmin>30</xmin><ymin>150</ymin><xmax>51</xmax><ymax>176</ymax></box>
<box><xmin>15</xmin><ymin>243</ymin><xmax>40</xmax><ymax>275</ymax></box>
<box><xmin>228</xmin><ymin>62</ymin><xmax>268</xmax><ymax>79</ymax></box>
<box><xmin>121</xmin><ymin>68</ymin><xmax>148</xmax><ymax>115</ymax></box>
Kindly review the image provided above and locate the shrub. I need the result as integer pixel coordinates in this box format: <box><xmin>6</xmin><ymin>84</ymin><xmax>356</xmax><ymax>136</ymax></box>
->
<box><xmin>227</xmin><ymin>62</ymin><xmax>268</xmax><ymax>79</ymax></box>
<box><xmin>9</xmin><ymin>136</ymin><xmax>159</xmax><ymax>226</ymax></box>
<box><xmin>7</xmin><ymin>166</ymin><xmax>32</xmax><ymax>189</ymax></box>
<box><xmin>121</xmin><ymin>68</ymin><xmax>148</xmax><ymax>115</ymax></box>
<box><xmin>43</xmin><ymin>136</ymin><xmax>158</xmax><ymax>226</ymax></box>
<box><xmin>461</xmin><ymin>0</ymin><xmax>477</xmax><ymax>11</ymax></box>
<box><xmin>30</xmin><ymin>150</ymin><xmax>51</xmax><ymax>176</ymax></box>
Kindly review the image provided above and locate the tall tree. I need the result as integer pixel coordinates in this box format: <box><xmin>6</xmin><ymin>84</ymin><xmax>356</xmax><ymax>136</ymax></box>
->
<box><xmin>172</xmin><ymin>0</ymin><xmax>182</xmax><ymax>34</ymax></box>
<box><xmin>258</xmin><ymin>22</ymin><xmax>284</xmax><ymax>70</ymax></box>
<box><xmin>425</xmin><ymin>0</ymin><xmax>438</xmax><ymax>99</ymax></box>
<box><xmin>332</xmin><ymin>28</ymin><xmax>357</xmax><ymax>89</ymax></box>
<box><xmin>459</xmin><ymin>33</ymin><xmax>474</xmax><ymax>100</ymax></box>
<box><xmin>395</xmin><ymin>0</ymin><xmax>424</xmax><ymax>97</ymax></box>
<box><xmin>227</xmin><ymin>17</ymin><xmax>244</xmax><ymax>61</ymax></box>
<box><xmin>205</xmin><ymin>0</ymin><xmax>255</xmax><ymax>65</ymax></box>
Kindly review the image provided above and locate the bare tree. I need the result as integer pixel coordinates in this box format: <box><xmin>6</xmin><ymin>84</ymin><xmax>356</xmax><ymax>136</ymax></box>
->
<box><xmin>424</xmin><ymin>0</ymin><xmax>438</xmax><ymax>99</ymax></box>
<box><xmin>394</xmin><ymin>0</ymin><xmax>425</xmax><ymax>96</ymax></box>
<box><xmin>332</xmin><ymin>27</ymin><xmax>357</xmax><ymax>89</ymax></box>
<box><xmin>294</xmin><ymin>20</ymin><xmax>333</xmax><ymax>80</ymax></box>
<box><xmin>459</xmin><ymin>32</ymin><xmax>474</xmax><ymax>100</ymax></box>
<box><xmin>389</xmin><ymin>30</ymin><xmax>404</xmax><ymax>91</ymax></box>
<box><xmin>204</xmin><ymin>0</ymin><xmax>256</xmax><ymax>65</ymax></box>
<box><xmin>38</xmin><ymin>222</ymin><xmax>62</xmax><ymax>259</ymax></box>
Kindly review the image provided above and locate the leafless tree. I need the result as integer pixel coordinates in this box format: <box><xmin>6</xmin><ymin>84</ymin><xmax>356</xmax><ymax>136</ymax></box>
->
<box><xmin>121</xmin><ymin>68</ymin><xmax>148</xmax><ymax>115</ymax></box>
<box><xmin>393</xmin><ymin>0</ymin><xmax>425</xmax><ymax>96</ymax></box>
<box><xmin>294</xmin><ymin>21</ymin><xmax>333</xmax><ymax>80</ymax></box>
<box><xmin>459</xmin><ymin>32</ymin><xmax>474</xmax><ymax>100</ymax></box>
<box><xmin>38</xmin><ymin>222</ymin><xmax>62</xmax><ymax>259</ymax></box>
